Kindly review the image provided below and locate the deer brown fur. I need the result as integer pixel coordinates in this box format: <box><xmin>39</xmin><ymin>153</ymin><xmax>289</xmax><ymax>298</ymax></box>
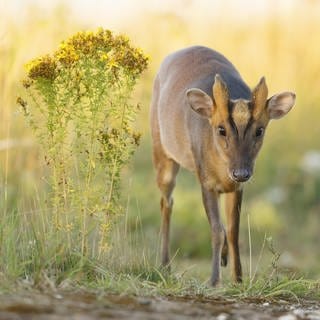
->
<box><xmin>150</xmin><ymin>46</ymin><xmax>295</xmax><ymax>286</ymax></box>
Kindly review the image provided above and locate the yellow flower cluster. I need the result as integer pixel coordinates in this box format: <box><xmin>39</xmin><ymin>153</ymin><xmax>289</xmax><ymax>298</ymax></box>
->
<box><xmin>54</xmin><ymin>42</ymin><xmax>80</xmax><ymax>65</ymax></box>
<box><xmin>26</xmin><ymin>55</ymin><xmax>57</xmax><ymax>80</ymax></box>
<box><xmin>25</xmin><ymin>28</ymin><xmax>149</xmax><ymax>81</ymax></box>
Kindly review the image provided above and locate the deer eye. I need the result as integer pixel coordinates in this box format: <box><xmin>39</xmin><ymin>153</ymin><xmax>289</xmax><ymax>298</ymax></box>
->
<box><xmin>255</xmin><ymin>127</ymin><xmax>264</xmax><ymax>137</ymax></box>
<box><xmin>218</xmin><ymin>126</ymin><xmax>226</xmax><ymax>137</ymax></box>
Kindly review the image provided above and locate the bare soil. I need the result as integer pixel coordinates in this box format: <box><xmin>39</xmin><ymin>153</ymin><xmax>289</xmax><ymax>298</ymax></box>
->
<box><xmin>0</xmin><ymin>292</ymin><xmax>319</xmax><ymax>320</ymax></box>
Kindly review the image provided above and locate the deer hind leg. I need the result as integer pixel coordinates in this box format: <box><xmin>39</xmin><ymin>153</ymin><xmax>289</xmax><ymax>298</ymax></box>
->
<box><xmin>153</xmin><ymin>146</ymin><xmax>180</xmax><ymax>267</ymax></box>
<box><xmin>150</xmin><ymin>75</ymin><xmax>180</xmax><ymax>267</ymax></box>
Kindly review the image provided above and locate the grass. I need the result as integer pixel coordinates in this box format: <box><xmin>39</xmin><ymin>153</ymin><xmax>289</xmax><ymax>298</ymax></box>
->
<box><xmin>1</xmin><ymin>200</ymin><xmax>319</xmax><ymax>303</ymax></box>
<box><xmin>98</xmin><ymin>274</ymin><xmax>320</xmax><ymax>302</ymax></box>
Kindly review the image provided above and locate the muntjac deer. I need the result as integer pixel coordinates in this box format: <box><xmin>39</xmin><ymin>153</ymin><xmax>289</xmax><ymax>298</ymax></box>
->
<box><xmin>150</xmin><ymin>46</ymin><xmax>295</xmax><ymax>286</ymax></box>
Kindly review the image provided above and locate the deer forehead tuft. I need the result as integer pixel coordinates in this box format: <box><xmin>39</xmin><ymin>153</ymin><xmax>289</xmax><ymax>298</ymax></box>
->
<box><xmin>231</xmin><ymin>99</ymin><xmax>251</xmax><ymax>127</ymax></box>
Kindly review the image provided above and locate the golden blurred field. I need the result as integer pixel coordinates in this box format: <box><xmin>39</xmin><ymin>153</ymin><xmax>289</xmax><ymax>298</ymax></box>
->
<box><xmin>1</xmin><ymin>1</ymin><xmax>320</xmax><ymax>280</ymax></box>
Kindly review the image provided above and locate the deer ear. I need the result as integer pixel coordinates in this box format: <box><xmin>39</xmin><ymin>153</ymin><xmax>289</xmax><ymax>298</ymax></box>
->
<box><xmin>267</xmin><ymin>92</ymin><xmax>296</xmax><ymax>119</ymax></box>
<box><xmin>186</xmin><ymin>88</ymin><xmax>214</xmax><ymax>118</ymax></box>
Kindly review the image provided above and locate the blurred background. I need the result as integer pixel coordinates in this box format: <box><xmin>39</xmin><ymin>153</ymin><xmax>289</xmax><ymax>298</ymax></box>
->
<box><xmin>1</xmin><ymin>0</ymin><xmax>320</xmax><ymax>279</ymax></box>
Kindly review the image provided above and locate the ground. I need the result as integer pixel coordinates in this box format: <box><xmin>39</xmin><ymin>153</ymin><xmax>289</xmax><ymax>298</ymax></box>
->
<box><xmin>0</xmin><ymin>292</ymin><xmax>319</xmax><ymax>320</ymax></box>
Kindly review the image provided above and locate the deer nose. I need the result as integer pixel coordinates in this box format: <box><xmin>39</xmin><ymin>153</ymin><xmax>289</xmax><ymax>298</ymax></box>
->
<box><xmin>232</xmin><ymin>168</ymin><xmax>251</xmax><ymax>182</ymax></box>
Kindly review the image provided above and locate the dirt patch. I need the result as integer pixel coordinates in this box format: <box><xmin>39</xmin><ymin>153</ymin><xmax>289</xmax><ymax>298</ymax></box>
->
<box><xmin>0</xmin><ymin>292</ymin><xmax>319</xmax><ymax>320</ymax></box>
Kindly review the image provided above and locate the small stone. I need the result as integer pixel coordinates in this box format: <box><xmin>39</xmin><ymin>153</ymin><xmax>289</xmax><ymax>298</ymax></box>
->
<box><xmin>217</xmin><ymin>313</ymin><xmax>229</xmax><ymax>320</ymax></box>
<box><xmin>278</xmin><ymin>314</ymin><xmax>297</xmax><ymax>320</ymax></box>
<box><xmin>138</xmin><ymin>298</ymin><xmax>151</xmax><ymax>306</ymax></box>
<box><xmin>263</xmin><ymin>302</ymin><xmax>270</xmax><ymax>307</ymax></box>
<box><xmin>292</xmin><ymin>309</ymin><xmax>305</xmax><ymax>317</ymax></box>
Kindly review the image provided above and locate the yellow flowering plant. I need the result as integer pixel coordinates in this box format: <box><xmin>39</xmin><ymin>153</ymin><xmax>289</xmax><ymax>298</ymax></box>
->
<box><xmin>18</xmin><ymin>28</ymin><xmax>148</xmax><ymax>260</ymax></box>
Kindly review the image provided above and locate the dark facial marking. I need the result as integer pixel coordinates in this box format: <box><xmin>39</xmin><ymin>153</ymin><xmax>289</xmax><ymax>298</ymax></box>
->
<box><xmin>229</xmin><ymin>100</ymin><xmax>252</xmax><ymax>139</ymax></box>
<box><xmin>228</xmin><ymin>113</ymin><xmax>239</xmax><ymax>137</ymax></box>
<box><xmin>243</xmin><ymin>116</ymin><xmax>254</xmax><ymax>138</ymax></box>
